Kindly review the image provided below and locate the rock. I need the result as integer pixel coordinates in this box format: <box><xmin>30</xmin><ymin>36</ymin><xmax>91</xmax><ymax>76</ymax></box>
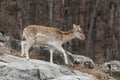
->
<box><xmin>102</xmin><ymin>61</ymin><xmax>120</xmax><ymax>80</ymax></box>
<box><xmin>53</xmin><ymin>75</ymin><xmax>96</xmax><ymax>80</ymax></box>
<box><xmin>67</xmin><ymin>51</ymin><xmax>95</xmax><ymax>68</ymax></box>
<box><xmin>0</xmin><ymin>33</ymin><xmax>10</xmax><ymax>42</ymax></box>
<box><xmin>104</xmin><ymin>61</ymin><xmax>120</xmax><ymax>72</ymax></box>
<box><xmin>10</xmin><ymin>38</ymin><xmax>21</xmax><ymax>51</ymax></box>
<box><xmin>0</xmin><ymin>54</ymin><xmax>98</xmax><ymax>80</ymax></box>
<box><xmin>0</xmin><ymin>33</ymin><xmax>21</xmax><ymax>52</ymax></box>
<box><xmin>0</xmin><ymin>67</ymin><xmax>37</xmax><ymax>80</ymax></box>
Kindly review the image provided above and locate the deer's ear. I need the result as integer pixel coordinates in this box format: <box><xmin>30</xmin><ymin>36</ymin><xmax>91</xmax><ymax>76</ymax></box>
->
<box><xmin>73</xmin><ymin>24</ymin><xmax>76</xmax><ymax>27</ymax></box>
<box><xmin>73</xmin><ymin>24</ymin><xmax>77</xmax><ymax>29</ymax></box>
<box><xmin>73</xmin><ymin>24</ymin><xmax>81</xmax><ymax>29</ymax></box>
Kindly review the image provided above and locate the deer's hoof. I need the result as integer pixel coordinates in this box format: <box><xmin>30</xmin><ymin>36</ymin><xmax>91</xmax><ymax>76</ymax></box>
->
<box><xmin>27</xmin><ymin>58</ymin><xmax>29</xmax><ymax>61</ymax></box>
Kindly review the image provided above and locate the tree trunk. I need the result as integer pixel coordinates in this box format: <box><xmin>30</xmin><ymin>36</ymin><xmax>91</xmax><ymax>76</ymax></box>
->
<box><xmin>105</xmin><ymin>2</ymin><xmax>115</xmax><ymax>61</ymax></box>
<box><xmin>85</xmin><ymin>0</ymin><xmax>100</xmax><ymax>55</ymax></box>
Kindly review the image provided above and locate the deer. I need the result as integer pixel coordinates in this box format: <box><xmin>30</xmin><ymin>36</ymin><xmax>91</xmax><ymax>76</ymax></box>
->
<box><xmin>21</xmin><ymin>24</ymin><xmax>85</xmax><ymax>64</ymax></box>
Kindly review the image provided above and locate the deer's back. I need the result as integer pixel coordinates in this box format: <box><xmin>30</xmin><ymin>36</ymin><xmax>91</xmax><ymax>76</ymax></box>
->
<box><xmin>23</xmin><ymin>25</ymin><xmax>63</xmax><ymax>41</ymax></box>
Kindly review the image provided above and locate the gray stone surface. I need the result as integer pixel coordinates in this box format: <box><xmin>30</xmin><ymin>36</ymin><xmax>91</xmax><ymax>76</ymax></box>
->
<box><xmin>67</xmin><ymin>51</ymin><xmax>95</xmax><ymax>68</ymax></box>
<box><xmin>103</xmin><ymin>61</ymin><xmax>120</xmax><ymax>72</ymax></box>
<box><xmin>0</xmin><ymin>54</ymin><xmax>98</xmax><ymax>80</ymax></box>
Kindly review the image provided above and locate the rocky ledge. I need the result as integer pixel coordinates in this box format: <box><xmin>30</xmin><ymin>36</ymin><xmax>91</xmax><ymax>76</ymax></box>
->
<box><xmin>0</xmin><ymin>54</ymin><xmax>98</xmax><ymax>80</ymax></box>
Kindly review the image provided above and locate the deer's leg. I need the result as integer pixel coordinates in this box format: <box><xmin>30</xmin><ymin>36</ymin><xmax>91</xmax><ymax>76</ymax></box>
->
<box><xmin>50</xmin><ymin>49</ymin><xmax>54</xmax><ymax>63</ymax></box>
<box><xmin>55</xmin><ymin>46</ymin><xmax>68</xmax><ymax>64</ymax></box>
<box><xmin>21</xmin><ymin>41</ymin><xmax>26</xmax><ymax>56</ymax></box>
<box><xmin>26</xmin><ymin>41</ymin><xmax>33</xmax><ymax>60</ymax></box>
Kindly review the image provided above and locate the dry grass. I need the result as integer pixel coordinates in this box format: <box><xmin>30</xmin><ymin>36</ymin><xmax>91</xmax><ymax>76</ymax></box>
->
<box><xmin>0</xmin><ymin>49</ymin><xmax>4</xmax><ymax>56</ymax></box>
<box><xmin>0</xmin><ymin>51</ymin><xmax>4</xmax><ymax>56</ymax></box>
<box><xmin>71</xmin><ymin>66</ymin><xmax>110</xmax><ymax>80</ymax></box>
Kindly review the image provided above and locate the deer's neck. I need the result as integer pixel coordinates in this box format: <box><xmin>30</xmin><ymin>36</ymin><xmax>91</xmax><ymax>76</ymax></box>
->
<box><xmin>62</xmin><ymin>29</ymin><xmax>75</xmax><ymax>43</ymax></box>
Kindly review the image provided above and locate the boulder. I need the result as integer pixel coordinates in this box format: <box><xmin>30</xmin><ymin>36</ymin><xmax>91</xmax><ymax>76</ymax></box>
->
<box><xmin>67</xmin><ymin>51</ymin><xmax>95</xmax><ymax>68</ymax></box>
<box><xmin>0</xmin><ymin>33</ymin><xmax>21</xmax><ymax>52</ymax></box>
<box><xmin>0</xmin><ymin>54</ymin><xmax>98</xmax><ymax>80</ymax></box>
<box><xmin>102</xmin><ymin>61</ymin><xmax>120</xmax><ymax>80</ymax></box>
<box><xmin>104</xmin><ymin>61</ymin><xmax>120</xmax><ymax>72</ymax></box>
<box><xmin>0</xmin><ymin>32</ymin><xmax>10</xmax><ymax>42</ymax></box>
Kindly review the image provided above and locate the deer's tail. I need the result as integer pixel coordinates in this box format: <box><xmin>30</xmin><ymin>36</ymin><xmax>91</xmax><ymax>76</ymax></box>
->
<box><xmin>21</xmin><ymin>31</ymin><xmax>26</xmax><ymax>41</ymax></box>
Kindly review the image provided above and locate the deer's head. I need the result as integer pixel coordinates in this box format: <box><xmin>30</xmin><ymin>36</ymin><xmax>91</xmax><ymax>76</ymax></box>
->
<box><xmin>73</xmin><ymin>24</ymin><xmax>85</xmax><ymax>40</ymax></box>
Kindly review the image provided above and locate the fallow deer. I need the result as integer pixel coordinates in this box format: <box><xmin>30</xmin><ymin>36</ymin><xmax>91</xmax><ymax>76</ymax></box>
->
<box><xmin>21</xmin><ymin>24</ymin><xmax>85</xmax><ymax>64</ymax></box>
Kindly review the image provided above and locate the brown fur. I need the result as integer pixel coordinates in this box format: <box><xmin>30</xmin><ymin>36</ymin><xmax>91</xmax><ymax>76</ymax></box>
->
<box><xmin>25</xmin><ymin>25</ymin><xmax>60</xmax><ymax>35</ymax></box>
<box><xmin>61</xmin><ymin>29</ymin><xmax>74</xmax><ymax>35</ymax></box>
<box><xmin>23</xmin><ymin>25</ymin><xmax>66</xmax><ymax>41</ymax></box>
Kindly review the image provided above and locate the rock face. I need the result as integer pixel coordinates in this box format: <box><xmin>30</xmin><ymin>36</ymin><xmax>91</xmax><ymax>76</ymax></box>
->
<box><xmin>0</xmin><ymin>32</ymin><xmax>8</xmax><ymax>42</ymax></box>
<box><xmin>104</xmin><ymin>61</ymin><xmax>120</xmax><ymax>72</ymax></box>
<box><xmin>0</xmin><ymin>54</ymin><xmax>98</xmax><ymax>80</ymax></box>
<box><xmin>67</xmin><ymin>51</ymin><xmax>95</xmax><ymax>68</ymax></box>
<box><xmin>0</xmin><ymin>32</ymin><xmax>21</xmax><ymax>52</ymax></box>
<box><xmin>102</xmin><ymin>61</ymin><xmax>120</xmax><ymax>80</ymax></box>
